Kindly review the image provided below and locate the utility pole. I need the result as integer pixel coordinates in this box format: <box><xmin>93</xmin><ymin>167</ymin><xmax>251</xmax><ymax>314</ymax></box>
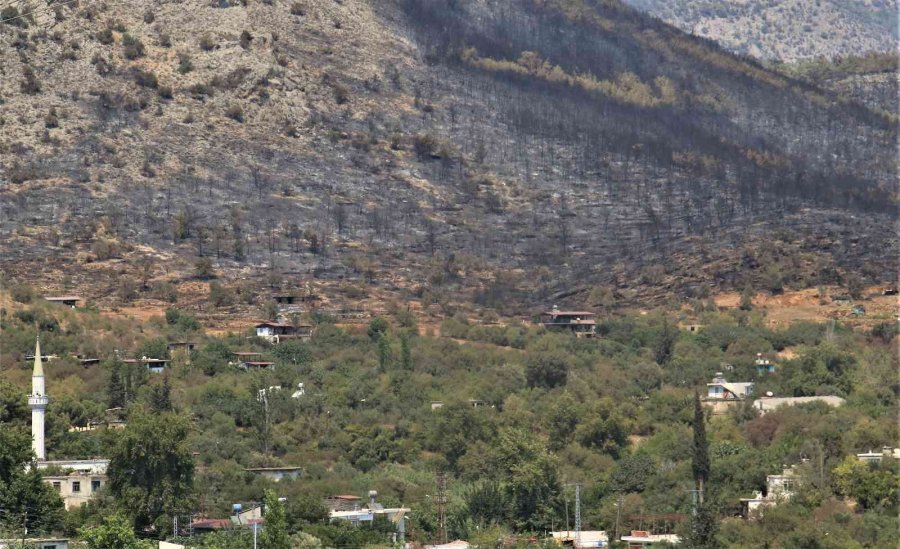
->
<box><xmin>614</xmin><ymin>494</ymin><xmax>623</xmax><ymax>544</ymax></box>
<box><xmin>565</xmin><ymin>483</ymin><xmax>582</xmax><ymax>548</ymax></box>
<box><xmin>436</xmin><ymin>470</ymin><xmax>448</xmax><ymax>545</ymax></box>
<box><xmin>574</xmin><ymin>483</ymin><xmax>581</xmax><ymax>549</ymax></box>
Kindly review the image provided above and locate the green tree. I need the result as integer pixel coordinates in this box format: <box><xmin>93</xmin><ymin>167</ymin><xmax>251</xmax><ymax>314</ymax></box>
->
<box><xmin>575</xmin><ymin>399</ymin><xmax>630</xmax><ymax>458</ymax></box>
<box><xmin>260</xmin><ymin>489</ymin><xmax>291</xmax><ymax>549</ymax></box>
<box><xmin>107</xmin><ymin>412</ymin><xmax>194</xmax><ymax>533</ymax></box>
<box><xmin>739</xmin><ymin>287</ymin><xmax>754</xmax><ymax>311</ymax></box>
<box><xmin>367</xmin><ymin>316</ymin><xmax>390</xmax><ymax>340</ymax></box>
<box><xmin>80</xmin><ymin>513</ymin><xmax>153</xmax><ymax>549</ymax></box>
<box><xmin>377</xmin><ymin>335</ymin><xmax>392</xmax><ymax>371</ymax></box>
<box><xmin>525</xmin><ymin>351</ymin><xmax>569</xmax><ymax>389</ymax></box>
<box><xmin>0</xmin><ymin>429</ymin><xmax>65</xmax><ymax>535</ymax></box>
<box><xmin>400</xmin><ymin>332</ymin><xmax>413</xmax><ymax>371</ymax></box>
<box><xmin>107</xmin><ymin>363</ymin><xmax>126</xmax><ymax>408</ymax></box>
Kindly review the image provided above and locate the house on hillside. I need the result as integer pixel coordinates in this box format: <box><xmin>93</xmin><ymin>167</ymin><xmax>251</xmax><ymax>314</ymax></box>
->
<box><xmin>857</xmin><ymin>446</ymin><xmax>900</xmax><ymax>463</ymax></box>
<box><xmin>255</xmin><ymin>322</ymin><xmax>314</xmax><ymax>343</ymax></box>
<box><xmin>325</xmin><ymin>494</ymin><xmax>362</xmax><ymax>512</ymax></box>
<box><xmin>740</xmin><ymin>466</ymin><xmax>799</xmax><ymax>518</ymax></box>
<box><xmin>43</xmin><ymin>471</ymin><xmax>107</xmax><ymax>510</ymax></box>
<box><xmin>755</xmin><ymin>354</ymin><xmax>775</xmax><ymax>374</ymax></box>
<box><xmin>540</xmin><ymin>306</ymin><xmax>596</xmax><ymax>337</ymax></box>
<box><xmin>123</xmin><ymin>358</ymin><xmax>170</xmax><ymax>373</ymax></box>
<box><xmin>167</xmin><ymin>341</ymin><xmax>197</xmax><ymax>353</ymax></box>
<box><xmin>45</xmin><ymin>296</ymin><xmax>81</xmax><ymax>307</ymax></box>
<box><xmin>703</xmin><ymin>374</ymin><xmax>754</xmax><ymax>414</ymax></box>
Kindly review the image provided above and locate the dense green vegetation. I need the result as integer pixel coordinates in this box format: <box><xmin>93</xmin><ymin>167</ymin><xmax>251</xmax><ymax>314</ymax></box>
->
<box><xmin>0</xmin><ymin>293</ymin><xmax>897</xmax><ymax>547</ymax></box>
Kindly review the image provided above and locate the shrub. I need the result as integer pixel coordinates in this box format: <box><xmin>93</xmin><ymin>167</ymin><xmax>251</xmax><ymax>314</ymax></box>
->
<box><xmin>1</xmin><ymin>6</ymin><xmax>27</xmax><ymax>27</ymax></box>
<box><xmin>151</xmin><ymin>282</ymin><xmax>178</xmax><ymax>303</ymax></box>
<box><xmin>10</xmin><ymin>283</ymin><xmax>34</xmax><ymax>303</ymax></box>
<box><xmin>290</xmin><ymin>2</ymin><xmax>305</xmax><ymax>15</ymax></box>
<box><xmin>122</xmin><ymin>34</ymin><xmax>146</xmax><ymax>59</ymax></box>
<box><xmin>225</xmin><ymin>104</ymin><xmax>244</xmax><ymax>122</ymax></box>
<box><xmin>195</xmin><ymin>258</ymin><xmax>215</xmax><ymax>279</ymax></box>
<box><xmin>239</xmin><ymin>30</ymin><xmax>252</xmax><ymax>50</ymax></box>
<box><xmin>143</xmin><ymin>9</ymin><xmax>154</xmax><ymax>23</ymax></box>
<box><xmin>96</xmin><ymin>27</ymin><xmax>114</xmax><ymax>45</ymax></box>
<box><xmin>332</xmin><ymin>83</ymin><xmax>350</xmax><ymax>104</ymax></box>
<box><xmin>21</xmin><ymin>67</ymin><xmax>41</xmax><ymax>94</ymax></box>
<box><xmin>158</xmin><ymin>33</ymin><xmax>172</xmax><ymax>48</ymax></box>
<box><xmin>158</xmin><ymin>85</ymin><xmax>173</xmax><ymax>99</ymax></box>
<box><xmin>177</xmin><ymin>52</ymin><xmax>193</xmax><ymax>74</ymax></box>
<box><xmin>199</xmin><ymin>34</ymin><xmax>216</xmax><ymax>51</ymax></box>
<box><xmin>44</xmin><ymin>108</ymin><xmax>59</xmax><ymax>128</ymax></box>
<box><xmin>132</xmin><ymin>68</ymin><xmax>158</xmax><ymax>88</ymax></box>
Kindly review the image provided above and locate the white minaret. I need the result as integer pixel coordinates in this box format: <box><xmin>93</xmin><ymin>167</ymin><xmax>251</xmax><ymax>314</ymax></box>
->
<box><xmin>28</xmin><ymin>337</ymin><xmax>49</xmax><ymax>460</ymax></box>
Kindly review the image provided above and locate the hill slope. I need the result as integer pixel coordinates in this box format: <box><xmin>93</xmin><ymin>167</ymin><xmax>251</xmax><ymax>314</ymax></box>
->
<box><xmin>0</xmin><ymin>0</ymin><xmax>896</xmax><ymax>314</ymax></box>
<box><xmin>623</xmin><ymin>0</ymin><xmax>898</xmax><ymax>61</ymax></box>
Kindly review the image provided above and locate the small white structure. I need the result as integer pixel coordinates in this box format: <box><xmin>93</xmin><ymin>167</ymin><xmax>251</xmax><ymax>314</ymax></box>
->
<box><xmin>291</xmin><ymin>383</ymin><xmax>305</xmax><ymax>399</ymax></box>
<box><xmin>857</xmin><ymin>446</ymin><xmax>900</xmax><ymax>463</ymax></box>
<box><xmin>740</xmin><ymin>466</ymin><xmax>798</xmax><ymax>518</ymax></box>
<box><xmin>244</xmin><ymin>466</ymin><xmax>303</xmax><ymax>482</ymax></box>
<box><xmin>706</xmin><ymin>373</ymin><xmax>754</xmax><ymax>400</ymax></box>
<box><xmin>754</xmin><ymin>395</ymin><xmax>845</xmax><ymax>414</ymax></box>
<box><xmin>620</xmin><ymin>531</ymin><xmax>680</xmax><ymax>547</ymax></box>
<box><xmin>551</xmin><ymin>530</ymin><xmax>609</xmax><ymax>547</ymax></box>
<box><xmin>0</xmin><ymin>539</ymin><xmax>69</xmax><ymax>549</ymax></box>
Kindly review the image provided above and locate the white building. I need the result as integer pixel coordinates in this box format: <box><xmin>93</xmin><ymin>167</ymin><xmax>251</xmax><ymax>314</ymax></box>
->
<box><xmin>857</xmin><ymin>447</ymin><xmax>900</xmax><ymax>463</ymax></box>
<box><xmin>26</xmin><ymin>338</ymin><xmax>109</xmax><ymax>509</ymax></box>
<box><xmin>703</xmin><ymin>374</ymin><xmax>754</xmax><ymax>414</ymax></box>
<box><xmin>753</xmin><ymin>395</ymin><xmax>845</xmax><ymax>414</ymax></box>
<box><xmin>620</xmin><ymin>531</ymin><xmax>680</xmax><ymax>547</ymax></box>
<box><xmin>740</xmin><ymin>466</ymin><xmax>798</xmax><ymax>518</ymax></box>
<box><xmin>551</xmin><ymin>530</ymin><xmax>609</xmax><ymax>547</ymax></box>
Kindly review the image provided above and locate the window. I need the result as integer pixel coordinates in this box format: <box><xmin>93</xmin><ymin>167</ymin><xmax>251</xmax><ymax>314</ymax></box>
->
<box><xmin>43</xmin><ymin>545</ymin><xmax>57</xmax><ymax>549</ymax></box>
<box><xmin>72</xmin><ymin>481</ymin><xmax>81</xmax><ymax>492</ymax></box>
<box><xmin>52</xmin><ymin>481</ymin><xmax>61</xmax><ymax>491</ymax></box>
<box><xmin>92</xmin><ymin>479</ymin><xmax>102</xmax><ymax>492</ymax></box>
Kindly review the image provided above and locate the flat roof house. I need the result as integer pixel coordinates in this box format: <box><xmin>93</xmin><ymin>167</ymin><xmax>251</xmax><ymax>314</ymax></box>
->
<box><xmin>244</xmin><ymin>466</ymin><xmax>302</xmax><ymax>481</ymax></box>
<box><xmin>540</xmin><ymin>306</ymin><xmax>596</xmax><ymax>337</ymax></box>
<box><xmin>255</xmin><ymin>322</ymin><xmax>314</xmax><ymax>344</ymax></box>
<box><xmin>703</xmin><ymin>374</ymin><xmax>754</xmax><ymax>414</ymax></box>
<box><xmin>0</xmin><ymin>539</ymin><xmax>69</xmax><ymax>549</ymax></box>
<box><xmin>43</xmin><ymin>472</ymin><xmax>107</xmax><ymax>510</ymax></box>
<box><xmin>45</xmin><ymin>296</ymin><xmax>81</xmax><ymax>307</ymax></box>
<box><xmin>123</xmin><ymin>358</ymin><xmax>170</xmax><ymax>374</ymax></box>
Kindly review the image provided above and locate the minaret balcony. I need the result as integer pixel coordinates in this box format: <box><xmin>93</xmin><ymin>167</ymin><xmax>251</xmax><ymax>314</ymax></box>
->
<box><xmin>29</xmin><ymin>395</ymin><xmax>49</xmax><ymax>407</ymax></box>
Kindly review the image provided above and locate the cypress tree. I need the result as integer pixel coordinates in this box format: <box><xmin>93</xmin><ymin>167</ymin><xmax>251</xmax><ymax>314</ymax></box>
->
<box><xmin>401</xmin><ymin>332</ymin><xmax>413</xmax><ymax>371</ymax></box>
<box><xmin>692</xmin><ymin>389</ymin><xmax>709</xmax><ymax>502</ymax></box>
<box><xmin>107</xmin><ymin>363</ymin><xmax>126</xmax><ymax>408</ymax></box>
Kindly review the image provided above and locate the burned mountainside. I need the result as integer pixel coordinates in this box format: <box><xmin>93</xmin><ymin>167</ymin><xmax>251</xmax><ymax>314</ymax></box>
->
<box><xmin>0</xmin><ymin>0</ymin><xmax>896</xmax><ymax>314</ymax></box>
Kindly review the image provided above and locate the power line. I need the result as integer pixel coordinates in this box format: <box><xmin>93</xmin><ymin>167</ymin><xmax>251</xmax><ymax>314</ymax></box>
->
<box><xmin>0</xmin><ymin>0</ymin><xmax>79</xmax><ymax>27</ymax></box>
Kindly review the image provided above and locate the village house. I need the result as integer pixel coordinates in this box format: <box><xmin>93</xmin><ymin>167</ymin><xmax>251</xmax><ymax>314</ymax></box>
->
<box><xmin>43</xmin><ymin>472</ymin><xmax>107</xmax><ymax>510</ymax></box>
<box><xmin>755</xmin><ymin>354</ymin><xmax>775</xmax><ymax>374</ymax></box>
<box><xmin>273</xmin><ymin>294</ymin><xmax>298</xmax><ymax>305</ymax></box>
<box><xmin>241</xmin><ymin>360</ymin><xmax>276</xmax><ymax>370</ymax></box>
<box><xmin>123</xmin><ymin>357</ymin><xmax>170</xmax><ymax>373</ymax></box>
<box><xmin>44</xmin><ymin>296</ymin><xmax>81</xmax><ymax>307</ymax></box>
<box><xmin>678</xmin><ymin>321</ymin><xmax>704</xmax><ymax>333</ymax></box>
<box><xmin>425</xmin><ymin>541</ymin><xmax>471</xmax><ymax>549</ymax></box>
<box><xmin>167</xmin><ymin>341</ymin><xmax>197</xmax><ymax>353</ymax></box>
<box><xmin>540</xmin><ymin>306</ymin><xmax>597</xmax><ymax>337</ymax></box>
<box><xmin>740</xmin><ymin>466</ymin><xmax>798</xmax><ymax>518</ymax></box>
<box><xmin>244</xmin><ymin>466</ymin><xmax>303</xmax><ymax>482</ymax></box>
<box><xmin>325</xmin><ymin>494</ymin><xmax>362</xmax><ymax>512</ymax></box>
<box><xmin>255</xmin><ymin>322</ymin><xmax>314</xmax><ymax>343</ymax></box>
<box><xmin>0</xmin><ymin>539</ymin><xmax>69</xmax><ymax>549</ymax></box>
<box><xmin>703</xmin><ymin>374</ymin><xmax>754</xmax><ymax>414</ymax></box>
<box><xmin>857</xmin><ymin>446</ymin><xmax>900</xmax><ymax>463</ymax></box>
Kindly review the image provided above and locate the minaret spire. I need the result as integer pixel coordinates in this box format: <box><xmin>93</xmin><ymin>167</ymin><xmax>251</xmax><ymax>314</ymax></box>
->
<box><xmin>29</xmin><ymin>336</ymin><xmax>48</xmax><ymax>460</ymax></box>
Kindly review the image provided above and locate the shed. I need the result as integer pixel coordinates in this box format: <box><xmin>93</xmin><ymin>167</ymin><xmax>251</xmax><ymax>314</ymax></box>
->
<box><xmin>45</xmin><ymin>296</ymin><xmax>81</xmax><ymax>307</ymax></box>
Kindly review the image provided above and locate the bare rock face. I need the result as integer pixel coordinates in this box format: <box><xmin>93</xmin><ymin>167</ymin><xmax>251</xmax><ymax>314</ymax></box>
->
<box><xmin>0</xmin><ymin>0</ymin><xmax>896</xmax><ymax>311</ymax></box>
